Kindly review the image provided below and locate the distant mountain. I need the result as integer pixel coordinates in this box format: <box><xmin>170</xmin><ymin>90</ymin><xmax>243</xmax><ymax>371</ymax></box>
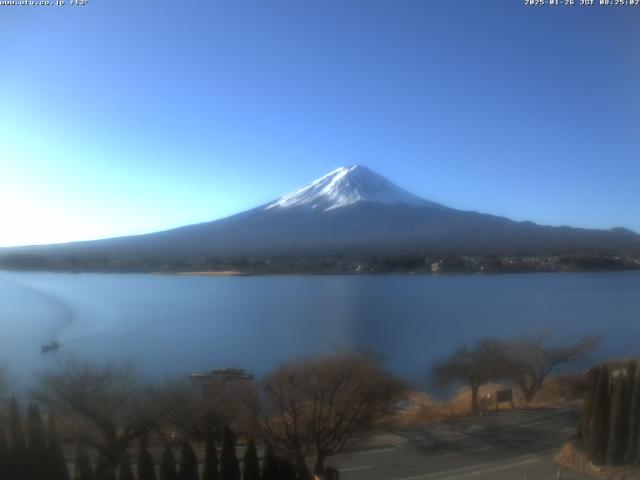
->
<box><xmin>2</xmin><ymin>166</ymin><xmax>640</xmax><ymax>268</ymax></box>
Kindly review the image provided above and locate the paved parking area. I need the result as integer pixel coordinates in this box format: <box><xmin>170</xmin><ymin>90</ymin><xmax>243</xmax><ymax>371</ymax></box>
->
<box><xmin>327</xmin><ymin>405</ymin><xmax>595</xmax><ymax>480</ymax></box>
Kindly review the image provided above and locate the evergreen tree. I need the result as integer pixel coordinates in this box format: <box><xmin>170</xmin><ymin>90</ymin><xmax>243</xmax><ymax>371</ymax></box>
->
<box><xmin>9</xmin><ymin>398</ymin><xmax>28</xmax><ymax>480</ymax></box>
<box><xmin>202</xmin><ymin>430</ymin><xmax>218</xmax><ymax>480</ymax></box>
<box><xmin>178</xmin><ymin>439</ymin><xmax>198</xmax><ymax>480</ymax></box>
<box><xmin>219</xmin><ymin>426</ymin><xmax>240</xmax><ymax>480</ymax></box>
<box><xmin>626</xmin><ymin>362</ymin><xmax>640</xmax><ymax>464</ymax></box>
<box><xmin>0</xmin><ymin>428</ymin><xmax>8</xmax><ymax>480</ymax></box>
<box><xmin>324</xmin><ymin>466</ymin><xmax>340</xmax><ymax>480</ymax></box>
<box><xmin>117</xmin><ymin>452</ymin><xmax>135</xmax><ymax>480</ymax></box>
<box><xmin>607</xmin><ymin>377</ymin><xmax>631</xmax><ymax>465</ymax></box>
<box><xmin>95</xmin><ymin>456</ymin><xmax>116</xmax><ymax>480</ymax></box>
<box><xmin>47</xmin><ymin>413</ymin><xmax>71</xmax><ymax>480</ymax></box>
<box><xmin>74</xmin><ymin>446</ymin><xmax>94</xmax><ymax>480</ymax></box>
<box><xmin>260</xmin><ymin>445</ymin><xmax>279</xmax><ymax>480</ymax></box>
<box><xmin>627</xmin><ymin>361</ymin><xmax>637</xmax><ymax>399</ymax></box>
<box><xmin>581</xmin><ymin>366</ymin><xmax>599</xmax><ymax>438</ymax></box>
<box><xmin>27</xmin><ymin>403</ymin><xmax>48</xmax><ymax>479</ymax></box>
<box><xmin>588</xmin><ymin>365</ymin><xmax>611</xmax><ymax>465</ymax></box>
<box><xmin>242</xmin><ymin>439</ymin><xmax>261</xmax><ymax>480</ymax></box>
<box><xmin>138</xmin><ymin>440</ymin><xmax>157</xmax><ymax>480</ymax></box>
<box><xmin>159</xmin><ymin>445</ymin><xmax>178</xmax><ymax>480</ymax></box>
<box><xmin>278</xmin><ymin>458</ymin><xmax>297</xmax><ymax>480</ymax></box>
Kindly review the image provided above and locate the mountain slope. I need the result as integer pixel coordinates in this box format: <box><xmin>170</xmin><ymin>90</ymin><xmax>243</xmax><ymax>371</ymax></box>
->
<box><xmin>2</xmin><ymin>166</ymin><xmax>640</xmax><ymax>264</ymax></box>
<box><xmin>265</xmin><ymin>165</ymin><xmax>435</xmax><ymax>211</ymax></box>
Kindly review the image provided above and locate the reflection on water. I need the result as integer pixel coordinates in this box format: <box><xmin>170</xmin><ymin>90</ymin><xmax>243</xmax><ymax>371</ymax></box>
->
<box><xmin>0</xmin><ymin>271</ymin><xmax>638</xmax><ymax>392</ymax></box>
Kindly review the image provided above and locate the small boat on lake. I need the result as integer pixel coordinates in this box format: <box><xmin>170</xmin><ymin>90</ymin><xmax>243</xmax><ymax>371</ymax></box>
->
<box><xmin>41</xmin><ymin>341</ymin><xmax>60</xmax><ymax>353</ymax></box>
<box><xmin>189</xmin><ymin>367</ymin><xmax>253</xmax><ymax>381</ymax></box>
<box><xmin>212</xmin><ymin>367</ymin><xmax>253</xmax><ymax>378</ymax></box>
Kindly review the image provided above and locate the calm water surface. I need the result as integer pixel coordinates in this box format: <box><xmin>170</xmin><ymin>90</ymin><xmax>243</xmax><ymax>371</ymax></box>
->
<box><xmin>0</xmin><ymin>271</ymin><xmax>638</xmax><ymax>391</ymax></box>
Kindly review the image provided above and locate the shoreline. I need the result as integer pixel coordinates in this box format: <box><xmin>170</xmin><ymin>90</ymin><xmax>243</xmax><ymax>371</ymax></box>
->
<box><xmin>2</xmin><ymin>267</ymin><xmax>640</xmax><ymax>277</ymax></box>
<box><xmin>169</xmin><ymin>270</ymin><xmax>246</xmax><ymax>277</ymax></box>
<box><xmin>3</xmin><ymin>253</ymin><xmax>639</xmax><ymax>276</ymax></box>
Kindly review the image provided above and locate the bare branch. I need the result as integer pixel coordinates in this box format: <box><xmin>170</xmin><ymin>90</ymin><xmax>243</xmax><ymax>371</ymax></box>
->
<box><xmin>33</xmin><ymin>357</ymin><xmax>168</xmax><ymax>469</ymax></box>
<box><xmin>497</xmin><ymin>333</ymin><xmax>598</xmax><ymax>402</ymax></box>
<box><xmin>245</xmin><ymin>352</ymin><xmax>405</xmax><ymax>478</ymax></box>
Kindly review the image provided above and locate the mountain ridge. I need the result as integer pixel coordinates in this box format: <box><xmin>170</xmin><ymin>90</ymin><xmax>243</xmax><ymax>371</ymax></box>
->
<box><xmin>1</xmin><ymin>166</ymin><xmax>639</xmax><ymax>272</ymax></box>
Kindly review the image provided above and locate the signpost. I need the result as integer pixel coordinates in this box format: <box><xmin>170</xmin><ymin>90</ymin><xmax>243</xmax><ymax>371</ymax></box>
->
<box><xmin>495</xmin><ymin>388</ymin><xmax>514</xmax><ymax>410</ymax></box>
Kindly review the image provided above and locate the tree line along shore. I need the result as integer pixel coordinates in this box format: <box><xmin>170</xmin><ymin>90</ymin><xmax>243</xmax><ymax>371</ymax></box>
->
<box><xmin>0</xmin><ymin>332</ymin><xmax>604</xmax><ymax>480</ymax></box>
<box><xmin>1</xmin><ymin>252</ymin><xmax>640</xmax><ymax>274</ymax></box>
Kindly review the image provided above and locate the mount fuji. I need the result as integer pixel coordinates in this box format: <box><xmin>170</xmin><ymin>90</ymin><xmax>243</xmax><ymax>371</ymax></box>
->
<box><xmin>3</xmin><ymin>166</ymin><xmax>640</xmax><ymax>268</ymax></box>
<box><xmin>265</xmin><ymin>165</ymin><xmax>435</xmax><ymax>212</ymax></box>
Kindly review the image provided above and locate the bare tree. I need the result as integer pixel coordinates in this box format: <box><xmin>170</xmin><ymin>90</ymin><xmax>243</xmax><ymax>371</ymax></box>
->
<box><xmin>152</xmin><ymin>379</ymin><xmax>227</xmax><ymax>441</ymax></box>
<box><xmin>431</xmin><ymin>339</ymin><xmax>504</xmax><ymax>414</ymax></box>
<box><xmin>243</xmin><ymin>352</ymin><xmax>405</xmax><ymax>479</ymax></box>
<box><xmin>498</xmin><ymin>333</ymin><xmax>597</xmax><ymax>403</ymax></box>
<box><xmin>33</xmin><ymin>358</ymin><xmax>168</xmax><ymax>472</ymax></box>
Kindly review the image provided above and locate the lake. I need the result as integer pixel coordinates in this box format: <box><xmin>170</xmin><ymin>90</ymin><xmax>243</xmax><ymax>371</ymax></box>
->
<box><xmin>0</xmin><ymin>271</ymin><xmax>638</xmax><ymax>393</ymax></box>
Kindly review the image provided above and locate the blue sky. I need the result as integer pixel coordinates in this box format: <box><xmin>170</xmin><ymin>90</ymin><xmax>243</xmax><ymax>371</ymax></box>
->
<box><xmin>1</xmin><ymin>0</ymin><xmax>639</xmax><ymax>246</ymax></box>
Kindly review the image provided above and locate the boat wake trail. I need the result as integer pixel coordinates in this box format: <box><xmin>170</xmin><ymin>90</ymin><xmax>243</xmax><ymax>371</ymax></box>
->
<box><xmin>0</xmin><ymin>276</ymin><xmax>76</xmax><ymax>342</ymax></box>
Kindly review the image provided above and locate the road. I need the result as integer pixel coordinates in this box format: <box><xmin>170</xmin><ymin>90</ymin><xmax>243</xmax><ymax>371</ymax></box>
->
<box><xmin>327</xmin><ymin>404</ymin><xmax>595</xmax><ymax>480</ymax></box>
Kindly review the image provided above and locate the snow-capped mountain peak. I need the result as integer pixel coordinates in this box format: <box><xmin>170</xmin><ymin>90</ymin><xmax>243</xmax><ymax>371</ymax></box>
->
<box><xmin>266</xmin><ymin>165</ymin><xmax>434</xmax><ymax>212</ymax></box>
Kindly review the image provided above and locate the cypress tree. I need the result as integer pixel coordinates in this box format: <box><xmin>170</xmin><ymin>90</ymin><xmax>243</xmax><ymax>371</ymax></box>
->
<box><xmin>581</xmin><ymin>366</ymin><xmax>599</xmax><ymax>439</ymax></box>
<box><xmin>178</xmin><ymin>439</ymin><xmax>198</xmax><ymax>480</ymax></box>
<box><xmin>0</xmin><ymin>428</ymin><xmax>8</xmax><ymax>480</ymax></box>
<box><xmin>219</xmin><ymin>426</ymin><xmax>240</xmax><ymax>480</ymax></box>
<box><xmin>94</xmin><ymin>456</ymin><xmax>116</xmax><ymax>480</ymax></box>
<box><xmin>74</xmin><ymin>446</ymin><xmax>94</xmax><ymax>480</ymax></box>
<box><xmin>27</xmin><ymin>403</ymin><xmax>48</xmax><ymax>480</ymax></box>
<box><xmin>627</xmin><ymin>361</ymin><xmax>637</xmax><ymax>396</ymax></box>
<box><xmin>626</xmin><ymin>362</ymin><xmax>640</xmax><ymax>464</ymax></box>
<box><xmin>260</xmin><ymin>445</ymin><xmax>279</xmax><ymax>480</ymax></box>
<box><xmin>202</xmin><ymin>430</ymin><xmax>218</xmax><ymax>480</ymax></box>
<box><xmin>607</xmin><ymin>377</ymin><xmax>631</xmax><ymax>465</ymax></box>
<box><xmin>138</xmin><ymin>440</ymin><xmax>157</xmax><ymax>480</ymax></box>
<box><xmin>159</xmin><ymin>445</ymin><xmax>178</xmax><ymax>480</ymax></box>
<box><xmin>9</xmin><ymin>398</ymin><xmax>28</xmax><ymax>480</ymax></box>
<box><xmin>588</xmin><ymin>365</ymin><xmax>610</xmax><ymax>465</ymax></box>
<box><xmin>242</xmin><ymin>439</ymin><xmax>261</xmax><ymax>480</ymax></box>
<box><xmin>278</xmin><ymin>458</ymin><xmax>297</xmax><ymax>480</ymax></box>
<box><xmin>47</xmin><ymin>413</ymin><xmax>71</xmax><ymax>480</ymax></box>
<box><xmin>117</xmin><ymin>452</ymin><xmax>135</xmax><ymax>480</ymax></box>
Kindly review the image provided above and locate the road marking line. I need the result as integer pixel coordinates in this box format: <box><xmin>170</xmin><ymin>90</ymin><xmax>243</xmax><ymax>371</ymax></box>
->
<box><xmin>440</xmin><ymin>458</ymin><xmax>540</xmax><ymax>479</ymax></box>
<box><xmin>467</xmin><ymin>446</ymin><xmax>493</xmax><ymax>453</ymax></box>
<box><xmin>440</xmin><ymin>446</ymin><xmax>493</xmax><ymax>458</ymax></box>
<box><xmin>562</xmin><ymin>427</ymin><xmax>575</xmax><ymax>432</ymax></box>
<box><xmin>513</xmin><ymin>419</ymin><xmax>555</xmax><ymax>429</ymax></box>
<box><xmin>331</xmin><ymin>446</ymin><xmax>398</xmax><ymax>458</ymax></box>
<box><xmin>347</xmin><ymin>447</ymin><xmax>397</xmax><ymax>456</ymax></box>
<box><xmin>339</xmin><ymin>465</ymin><xmax>372</xmax><ymax>472</ymax></box>
<box><xmin>393</xmin><ymin>454</ymin><xmax>537</xmax><ymax>480</ymax></box>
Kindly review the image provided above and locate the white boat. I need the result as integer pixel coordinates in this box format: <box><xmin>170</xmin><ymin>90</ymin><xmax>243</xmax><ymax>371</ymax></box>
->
<box><xmin>41</xmin><ymin>341</ymin><xmax>60</xmax><ymax>353</ymax></box>
<box><xmin>189</xmin><ymin>367</ymin><xmax>253</xmax><ymax>380</ymax></box>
